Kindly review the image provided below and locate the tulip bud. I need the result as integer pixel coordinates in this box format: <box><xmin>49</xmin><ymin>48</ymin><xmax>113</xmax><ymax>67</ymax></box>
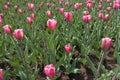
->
<box><xmin>74</xmin><ymin>3</ymin><xmax>80</xmax><ymax>10</ymax></box>
<box><xmin>14</xmin><ymin>5</ymin><xmax>19</xmax><ymax>10</ymax></box>
<box><xmin>30</xmin><ymin>13</ymin><xmax>35</xmax><ymax>19</ymax></box>
<box><xmin>79</xmin><ymin>3</ymin><xmax>83</xmax><ymax>7</ymax></box>
<box><xmin>64</xmin><ymin>44</ymin><xmax>71</xmax><ymax>53</ymax></box>
<box><xmin>83</xmin><ymin>11</ymin><xmax>89</xmax><ymax>15</ymax></box>
<box><xmin>86</xmin><ymin>2</ymin><xmax>92</xmax><ymax>8</ymax></box>
<box><xmin>2</xmin><ymin>25</ymin><xmax>12</xmax><ymax>34</ymax></box>
<box><xmin>6</xmin><ymin>2</ymin><xmax>10</xmax><ymax>7</ymax></box>
<box><xmin>101</xmin><ymin>37</ymin><xmax>112</xmax><ymax>51</ymax></box>
<box><xmin>98</xmin><ymin>4</ymin><xmax>102</xmax><ymax>10</ymax></box>
<box><xmin>0</xmin><ymin>69</ymin><xmax>3</xmax><ymax>80</ymax></box>
<box><xmin>44</xmin><ymin>64</ymin><xmax>55</xmax><ymax>78</ymax></box>
<box><xmin>3</xmin><ymin>5</ymin><xmax>9</xmax><ymax>10</ymax></box>
<box><xmin>28</xmin><ymin>3</ymin><xmax>34</xmax><ymax>10</ymax></box>
<box><xmin>98</xmin><ymin>12</ymin><xmax>104</xmax><ymax>19</ymax></box>
<box><xmin>13</xmin><ymin>29</ymin><xmax>24</xmax><ymax>40</ymax></box>
<box><xmin>0</xmin><ymin>13</ymin><xmax>4</xmax><ymax>18</ymax></box>
<box><xmin>106</xmin><ymin>7</ymin><xmax>112</xmax><ymax>12</ymax></box>
<box><xmin>113</xmin><ymin>1</ymin><xmax>120</xmax><ymax>9</ymax></box>
<box><xmin>18</xmin><ymin>9</ymin><xmax>23</xmax><ymax>14</ymax></box>
<box><xmin>82</xmin><ymin>15</ymin><xmax>92</xmax><ymax>23</ymax></box>
<box><xmin>64</xmin><ymin>12</ymin><xmax>72</xmax><ymax>22</ymax></box>
<box><xmin>27</xmin><ymin>17</ymin><xmax>33</xmax><ymax>24</ymax></box>
<box><xmin>65</xmin><ymin>2</ymin><xmax>70</xmax><ymax>6</ymax></box>
<box><xmin>0</xmin><ymin>18</ymin><xmax>2</xmax><ymax>24</ymax></box>
<box><xmin>104</xmin><ymin>14</ymin><xmax>110</xmax><ymax>21</ymax></box>
<box><xmin>46</xmin><ymin>19</ymin><xmax>57</xmax><ymax>30</ymax></box>
<box><xmin>59</xmin><ymin>0</ymin><xmax>63</xmax><ymax>5</ymax></box>
<box><xmin>46</xmin><ymin>10</ymin><xmax>52</xmax><ymax>17</ymax></box>
<box><xmin>59</xmin><ymin>8</ymin><xmax>64</xmax><ymax>14</ymax></box>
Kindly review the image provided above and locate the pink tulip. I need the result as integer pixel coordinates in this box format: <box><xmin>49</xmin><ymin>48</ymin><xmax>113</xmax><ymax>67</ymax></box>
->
<box><xmin>44</xmin><ymin>64</ymin><xmax>55</xmax><ymax>78</ymax></box>
<box><xmin>0</xmin><ymin>69</ymin><xmax>3</xmax><ymax>80</ymax></box>
<box><xmin>30</xmin><ymin>13</ymin><xmax>35</xmax><ymax>19</ymax></box>
<box><xmin>74</xmin><ymin>3</ymin><xmax>80</xmax><ymax>10</ymax></box>
<box><xmin>2</xmin><ymin>25</ymin><xmax>12</xmax><ymax>34</ymax></box>
<box><xmin>13</xmin><ymin>29</ymin><xmax>24</xmax><ymax>40</ymax></box>
<box><xmin>59</xmin><ymin>8</ymin><xmax>64</xmax><ymax>14</ymax></box>
<box><xmin>86</xmin><ymin>2</ymin><xmax>92</xmax><ymax>8</ymax></box>
<box><xmin>0</xmin><ymin>13</ymin><xmax>4</xmax><ymax>18</ymax></box>
<box><xmin>83</xmin><ymin>11</ymin><xmax>89</xmax><ymax>15</ymax></box>
<box><xmin>99</xmin><ymin>0</ymin><xmax>102</xmax><ymax>3</ymax></box>
<box><xmin>3</xmin><ymin>5</ymin><xmax>9</xmax><ymax>10</ymax></box>
<box><xmin>79</xmin><ymin>3</ymin><xmax>83</xmax><ymax>7</ymax></box>
<box><xmin>0</xmin><ymin>18</ymin><xmax>2</xmax><ymax>24</ymax></box>
<box><xmin>14</xmin><ymin>5</ymin><xmax>19</xmax><ymax>10</ymax></box>
<box><xmin>98</xmin><ymin>12</ymin><xmax>104</xmax><ymax>19</ymax></box>
<box><xmin>113</xmin><ymin>1</ymin><xmax>120</xmax><ymax>9</ymax></box>
<box><xmin>46</xmin><ymin>10</ymin><xmax>52</xmax><ymax>17</ymax></box>
<box><xmin>106</xmin><ymin>0</ymin><xmax>110</xmax><ymax>3</ymax></box>
<box><xmin>104</xmin><ymin>14</ymin><xmax>110</xmax><ymax>21</ymax></box>
<box><xmin>106</xmin><ymin>7</ymin><xmax>112</xmax><ymax>12</ymax></box>
<box><xmin>101</xmin><ymin>37</ymin><xmax>112</xmax><ymax>51</ymax></box>
<box><xmin>27</xmin><ymin>17</ymin><xmax>33</xmax><ymax>24</ymax></box>
<box><xmin>64</xmin><ymin>44</ymin><xmax>71</xmax><ymax>53</ymax></box>
<box><xmin>82</xmin><ymin>15</ymin><xmax>92</xmax><ymax>23</ymax></box>
<box><xmin>18</xmin><ymin>9</ymin><xmax>23</xmax><ymax>14</ymax></box>
<box><xmin>28</xmin><ymin>3</ymin><xmax>34</xmax><ymax>10</ymax></box>
<box><xmin>6</xmin><ymin>2</ymin><xmax>10</xmax><ymax>7</ymax></box>
<box><xmin>64</xmin><ymin>12</ymin><xmax>72</xmax><ymax>22</ymax></box>
<box><xmin>65</xmin><ymin>1</ymin><xmax>70</xmax><ymax>6</ymax></box>
<box><xmin>47</xmin><ymin>19</ymin><xmax>57</xmax><ymax>30</ymax></box>
<box><xmin>59</xmin><ymin>0</ymin><xmax>63</xmax><ymax>5</ymax></box>
<box><xmin>98</xmin><ymin>4</ymin><xmax>102</xmax><ymax>10</ymax></box>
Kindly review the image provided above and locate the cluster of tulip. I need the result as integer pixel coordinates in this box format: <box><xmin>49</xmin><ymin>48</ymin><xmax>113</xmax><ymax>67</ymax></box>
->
<box><xmin>0</xmin><ymin>0</ymin><xmax>119</xmax><ymax>79</ymax></box>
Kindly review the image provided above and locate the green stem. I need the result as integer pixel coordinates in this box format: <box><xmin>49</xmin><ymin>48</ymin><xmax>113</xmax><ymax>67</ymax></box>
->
<box><xmin>97</xmin><ymin>51</ymin><xmax>105</xmax><ymax>78</ymax></box>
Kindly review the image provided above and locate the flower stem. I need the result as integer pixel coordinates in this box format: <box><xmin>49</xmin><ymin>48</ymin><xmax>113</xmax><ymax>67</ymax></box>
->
<box><xmin>95</xmin><ymin>51</ymin><xmax>105</xmax><ymax>80</ymax></box>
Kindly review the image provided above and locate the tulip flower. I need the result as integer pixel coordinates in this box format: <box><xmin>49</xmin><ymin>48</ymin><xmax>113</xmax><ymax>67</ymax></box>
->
<box><xmin>44</xmin><ymin>64</ymin><xmax>55</xmax><ymax>78</ymax></box>
<box><xmin>64</xmin><ymin>12</ymin><xmax>72</xmax><ymax>22</ymax></box>
<box><xmin>18</xmin><ymin>9</ymin><xmax>23</xmax><ymax>14</ymax></box>
<box><xmin>27</xmin><ymin>17</ymin><xmax>33</xmax><ymax>24</ymax></box>
<box><xmin>0</xmin><ymin>18</ymin><xmax>2</xmax><ymax>24</ymax></box>
<box><xmin>104</xmin><ymin>14</ymin><xmax>110</xmax><ymax>21</ymax></box>
<box><xmin>14</xmin><ymin>5</ymin><xmax>19</xmax><ymax>10</ymax></box>
<box><xmin>3</xmin><ymin>5</ymin><xmax>9</xmax><ymax>10</ymax></box>
<box><xmin>64</xmin><ymin>44</ymin><xmax>72</xmax><ymax>53</ymax></box>
<box><xmin>0</xmin><ymin>69</ymin><xmax>3</xmax><ymax>80</ymax></box>
<box><xmin>74</xmin><ymin>3</ymin><xmax>80</xmax><ymax>10</ymax></box>
<box><xmin>83</xmin><ymin>11</ymin><xmax>89</xmax><ymax>15</ymax></box>
<box><xmin>82</xmin><ymin>15</ymin><xmax>92</xmax><ymax>23</ymax></box>
<box><xmin>28</xmin><ymin>3</ymin><xmax>34</xmax><ymax>10</ymax></box>
<box><xmin>46</xmin><ymin>10</ymin><xmax>52</xmax><ymax>17</ymax></box>
<box><xmin>101</xmin><ymin>37</ymin><xmax>113</xmax><ymax>51</ymax></box>
<box><xmin>98</xmin><ymin>4</ymin><xmax>102</xmax><ymax>10</ymax></box>
<box><xmin>59</xmin><ymin>8</ymin><xmax>64</xmax><ymax>14</ymax></box>
<box><xmin>86</xmin><ymin>2</ymin><xmax>92</xmax><ymax>8</ymax></box>
<box><xmin>6</xmin><ymin>2</ymin><xmax>10</xmax><ymax>7</ymax></box>
<box><xmin>30</xmin><ymin>13</ymin><xmax>35</xmax><ymax>19</ymax></box>
<box><xmin>47</xmin><ymin>19</ymin><xmax>57</xmax><ymax>30</ymax></box>
<box><xmin>65</xmin><ymin>1</ymin><xmax>70</xmax><ymax>6</ymax></box>
<box><xmin>98</xmin><ymin>12</ymin><xmax>104</xmax><ymax>19</ymax></box>
<box><xmin>0</xmin><ymin>13</ymin><xmax>4</xmax><ymax>18</ymax></box>
<box><xmin>59</xmin><ymin>0</ymin><xmax>63</xmax><ymax>5</ymax></box>
<box><xmin>2</xmin><ymin>25</ymin><xmax>12</xmax><ymax>34</ymax></box>
<box><xmin>113</xmin><ymin>1</ymin><xmax>120</xmax><ymax>9</ymax></box>
<box><xmin>13</xmin><ymin>29</ymin><xmax>24</xmax><ymax>40</ymax></box>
